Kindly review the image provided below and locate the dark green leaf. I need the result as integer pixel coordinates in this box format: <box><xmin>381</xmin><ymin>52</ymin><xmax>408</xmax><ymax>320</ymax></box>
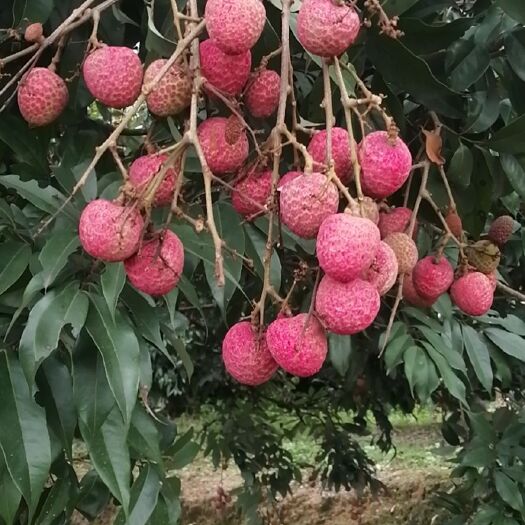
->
<box><xmin>0</xmin><ymin>454</ymin><xmax>21</xmax><ymax>525</ymax></box>
<box><xmin>496</xmin><ymin>0</ymin><xmax>525</xmax><ymax>23</ymax></box>
<box><xmin>101</xmin><ymin>263</ymin><xmax>126</xmax><ymax>321</ymax></box>
<box><xmin>245</xmin><ymin>224</ymin><xmax>281</xmax><ymax>291</ymax></box>
<box><xmin>167</xmin><ymin>429</ymin><xmax>200</xmax><ymax>469</ymax></box>
<box><xmin>404</xmin><ymin>346</ymin><xmax>439</xmax><ymax>401</ymax></box>
<box><xmin>485</xmin><ymin>328</ymin><xmax>525</xmax><ymax>362</ymax></box>
<box><xmin>500</xmin><ymin>154</ymin><xmax>525</xmax><ymax>200</ymax></box>
<box><xmin>506</xmin><ymin>28</ymin><xmax>525</xmax><ymax>82</ymax></box>
<box><xmin>0</xmin><ymin>242</ymin><xmax>30</xmax><ymax>296</ymax></box>
<box><xmin>38</xmin><ymin>231</ymin><xmax>80</xmax><ymax>289</ymax></box>
<box><xmin>462</xmin><ymin>326</ymin><xmax>493</xmax><ymax>392</ymax></box>
<box><xmin>0</xmin><ymin>176</ymin><xmax>65</xmax><ymax>214</ymax></box>
<box><xmin>163</xmin><ymin>326</ymin><xmax>193</xmax><ymax>380</ymax></box>
<box><xmin>494</xmin><ymin>470</ymin><xmax>524</xmax><ymax>511</ymax></box>
<box><xmin>128</xmin><ymin>406</ymin><xmax>162</xmax><ymax>465</ymax></box>
<box><xmin>382</xmin><ymin>0</ymin><xmax>419</xmax><ymax>15</ymax></box>
<box><xmin>489</xmin><ymin>113</ymin><xmax>525</xmax><ymax>154</ymax></box>
<box><xmin>447</xmin><ymin>143</ymin><xmax>473</xmax><ymax>188</ymax></box>
<box><xmin>328</xmin><ymin>334</ymin><xmax>352</xmax><ymax>376</ymax></box>
<box><xmin>447</xmin><ymin>39</ymin><xmax>490</xmax><ymax>91</ymax></box>
<box><xmin>75</xmin><ymin>471</ymin><xmax>111</xmax><ymax>520</ymax></box>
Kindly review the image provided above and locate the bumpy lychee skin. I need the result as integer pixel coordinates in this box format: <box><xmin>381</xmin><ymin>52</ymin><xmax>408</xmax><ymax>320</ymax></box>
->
<box><xmin>384</xmin><ymin>233</ymin><xmax>418</xmax><ymax>274</ymax></box>
<box><xmin>144</xmin><ymin>59</ymin><xmax>191</xmax><ymax>117</ymax></box>
<box><xmin>266</xmin><ymin>314</ymin><xmax>328</xmax><ymax>377</ymax></box>
<box><xmin>205</xmin><ymin>0</ymin><xmax>266</xmax><ymax>55</ymax></box>
<box><xmin>486</xmin><ymin>271</ymin><xmax>498</xmax><ymax>292</ymax></box>
<box><xmin>445</xmin><ymin>210</ymin><xmax>463</xmax><ymax>239</ymax></box>
<box><xmin>315</xmin><ymin>276</ymin><xmax>380</xmax><ymax>335</ymax></box>
<box><xmin>232</xmin><ymin>169</ymin><xmax>272</xmax><ymax>218</ymax></box>
<box><xmin>466</xmin><ymin>240</ymin><xmax>501</xmax><ymax>274</ymax></box>
<box><xmin>360</xmin><ymin>131</ymin><xmax>412</xmax><ymax>199</ymax></box>
<box><xmin>18</xmin><ymin>68</ymin><xmax>68</xmax><ymax>127</ymax></box>
<box><xmin>222</xmin><ymin>322</ymin><xmax>278</xmax><ymax>386</ymax></box>
<box><xmin>316</xmin><ymin>214</ymin><xmax>381</xmax><ymax>282</ymax></box>
<box><xmin>450</xmin><ymin>272</ymin><xmax>494</xmax><ymax>317</ymax></box>
<box><xmin>83</xmin><ymin>46</ymin><xmax>143</xmax><ymax>108</ymax></box>
<box><xmin>197</xmin><ymin>117</ymin><xmax>249</xmax><ymax>175</ymax></box>
<box><xmin>488</xmin><ymin>215</ymin><xmax>515</xmax><ymax>246</ymax></box>
<box><xmin>124</xmin><ymin>230</ymin><xmax>184</xmax><ymax>296</ymax></box>
<box><xmin>412</xmin><ymin>255</ymin><xmax>454</xmax><ymax>300</ymax></box>
<box><xmin>79</xmin><ymin>199</ymin><xmax>143</xmax><ymax>262</ymax></box>
<box><xmin>24</xmin><ymin>23</ymin><xmax>43</xmax><ymax>43</ymax></box>
<box><xmin>307</xmin><ymin>127</ymin><xmax>356</xmax><ymax>184</ymax></box>
<box><xmin>378</xmin><ymin>207</ymin><xmax>417</xmax><ymax>239</ymax></box>
<box><xmin>128</xmin><ymin>154</ymin><xmax>178</xmax><ymax>207</ymax></box>
<box><xmin>363</xmin><ymin>241</ymin><xmax>398</xmax><ymax>296</ymax></box>
<box><xmin>403</xmin><ymin>272</ymin><xmax>435</xmax><ymax>308</ymax></box>
<box><xmin>245</xmin><ymin>70</ymin><xmax>280</xmax><ymax>118</ymax></box>
<box><xmin>279</xmin><ymin>172</ymin><xmax>339</xmax><ymax>239</ymax></box>
<box><xmin>200</xmin><ymin>40</ymin><xmax>251</xmax><ymax>96</ymax></box>
<box><xmin>346</xmin><ymin>197</ymin><xmax>379</xmax><ymax>224</ymax></box>
<box><xmin>278</xmin><ymin>171</ymin><xmax>302</xmax><ymax>189</ymax></box>
<box><xmin>297</xmin><ymin>0</ymin><xmax>360</xmax><ymax>57</ymax></box>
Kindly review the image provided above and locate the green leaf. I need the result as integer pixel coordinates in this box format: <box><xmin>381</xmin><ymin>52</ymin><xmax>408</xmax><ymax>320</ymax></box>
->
<box><xmin>34</xmin><ymin>466</ymin><xmax>77</xmax><ymax>525</ymax></box>
<box><xmin>403</xmin><ymin>307</ymin><xmax>442</xmax><ymax>331</ymax></box>
<box><xmin>0</xmin><ymin>352</ymin><xmax>51</xmax><ymax>518</ymax></box>
<box><xmin>244</xmin><ymin>224</ymin><xmax>281</xmax><ymax>292</ymax></box>
<box><xmin>506</xmin><ymin>28</ymin><xmax>525</xmax><ymax>82</ymax></box>
<box><xmin>0</xmin><ymin>454</ymin><xmax>21</xmax><ymax>525</ymax></box>
<box><xmin>128</xmin><ymin>406</ymin><xmax>162</xmax><ymax>465</ymax></box>
<box><xmin>418</xmin><ymin>326</ymin><xmax>466</xmax><ymax>373</ymax></box>
<box><xmin>485</xmin><ymin>328</ymin><xmax>525</xmax><ymax>362</ymax></box>
<box><xmin>479</xmin><ymin>314</ymin><xmax>525</xmax><ymax>336</ymax></box>
<box><xmin>328</xmin><ymin>334</ymin><xmax>352</xmax><ymax>376</ymax></box>
<box><xmin>75</xmin><ymin>470</ymin><xmax>111</xmax><ymax>520</ymax></box>
<box><xmin>177</xmin><ymin>275</ymin><xmax>205</xmax><ymax>323</ymax></box>
<box><xmin>463</xmin><ymin>326</ymin><xmax>493</xmax><ymax>392</ymax></box>
<box><xmin>101</xmin><ymin>263</ymin><xmax>126</xmax><ymax>322</ymax></box>
<box><xmin>384</xmin><ymin>333</ymin><xmax>412</xmax><ymax>373</ymax></box>
<box><xmin>404</xmin><ymin>346</ymin><xmax>439</xmax><ymax>402</ymax></box>
<box><xmin>447</xmin><ymin>143</ymin><xmax>473</xmax><ymax>188</ymax></box>
<box><xmin>163</xmin><ymin>326</ymin><xmax>193</xmax><ymax>380</ymax></box>
<box><xmin>489</xmin><ymin>113</ymin><xmax>525</xmax><ymax>153</ymax></box>
<box><xmin>167</xmin><ymin>429</ymin><xmax>200</xmax><ymax>470</ymax></box>
<box><xmin>381</xmin><ymin>0</ymin><xmax>419</xmax><ymax>15</ymax></box>
<box><xmin>496</xmin><ymin>0</ymin><xmax>525</xmax><ymax>23</ymax></box>
<box><xmin>500</xmin><ymin>154</ymin><xmax>525</xmax><ymax>200</ymax></box>
<box><xmin>148</xmin><ymin>478</ymin><xmax>181</xmax><ymax>525</ymax></box>
<box><xmin>0</xmin><ymin>175</ymin><xmax>65</xmax><ymax>214</ymax></box>
<box><xmin>447</xmin><ymin>39</ymin><xmax>490</xmax><ymax>91</ymax></box>
<box><xmin>38</xmin><ymin>231</ymin><xmax>80</xmax><ymax>289</ymax></box>
<box><xmin>0</xmin><ymin>242</ymin><xmax>31</xmax><ymax>295</ymax></box>
<box><xmin>494</xmin><ymin>470</ymin><xmax>524</xmax><ymax>512</ymax></box>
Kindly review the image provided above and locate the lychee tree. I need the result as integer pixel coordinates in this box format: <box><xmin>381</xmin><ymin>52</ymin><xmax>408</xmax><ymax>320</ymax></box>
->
<box><xmin>0</xmin><ymin>0</ymin><xmax>525</xmax><ymax>523</ymax></box>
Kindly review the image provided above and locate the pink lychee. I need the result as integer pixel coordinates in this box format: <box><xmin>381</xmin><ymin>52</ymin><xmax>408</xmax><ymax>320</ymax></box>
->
<box><xmin>315</xmin><ymin>276</ymin><xmax>380</xmax><ymax>335</ymax></box>
<box><xmin>384</xmin><ymin>232</ymin><xmax>418</xmax><ymax>274</ymax></box>
<box><xmin>79</xmin><ymin>199</ymin><xmax>143</xmax><ymax>262</ymax></box>
<box><xmin>222</xmin><ymin>321</ymin><xmax>278</xmax><ymax>386</ymax></box>
<box><xmin>488</xmin><ymin>215</ymin><xmax>515</xmax><ymax>246</ymax></box>
<box><xmin>362</xmin><ymin>241</ymin><xmax>398</xmax><ymax>296</ymax></box>
<box><xmin>18</xmin><ymin>67</ymin><xmax>68</xmax><ymax>126</ymax></box>
<box><xmin>486</xmin><ymin>271</ymin><xmax>498</xmax><ymax>292</ymax></box>
<box><xmin>278</xmin><ymin>171</ymin><xmax>302</xmax><ymax>189</ymax></box>
<box><xmin>245</xmin><ymin>69</ymin><xmax>280</xmax><ymax>118</ymax></box>
<box><xmin>378</xmin><ymin>207</ymin><xmax>417</xmax><ymax>239</ymax></box>
<box><xmin>316</xmin><ymin>214</ymin><xmax>381</xmax><ymax>282</ymax></box>
<box><xmin>297</xmin><ymin>0</ymin><xmax>360</xmax><ymax>57</ymax></box>
<box><xmin>402</xmin><ymin>272</ymin><xmax>435</xmax><ymax>308</ymax></box>
<box><xmin>232</xmin><ymin>169</ymin><xmax>272</xmax><ymax>217</ymax></box>
<box><xmin>450</xmin><ymin>272</ymin><xmax>494</xmax><ymax>317</ymax></box>
<box><xmin>412</xmin><ymin>255</ymin><xmax>454</xmax><ymax>300</ymax></box>
<box><xmin>24</xmin><ymin>23</ymin><xmax>43</xmax><ymax>43</ymax></box>
<box><xmin>83</xmin><ymin>46</ymin><xmax>143</xmax><ymax>108</ymax></box>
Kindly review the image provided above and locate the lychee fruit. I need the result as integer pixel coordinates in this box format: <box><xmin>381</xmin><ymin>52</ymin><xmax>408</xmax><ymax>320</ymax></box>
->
<box><xmin>345</xmin><ymin>197</ymin><xmax>380</xmax><ymax>224</ymax></box>
<box><xmin>205</xmin><ymin>0</ymin><xmax>266</xmax><ymax>55</ymax></box>
<box><xmin>488</xmin><ymin>215</ymin><xmax>515</xmax><ymax>246</ymax></box>
<box><xmin>378</xmin><ymin>207</ymin><xmax>417</xmax><ymax>239</ymax></box>
<box><xmin>402</xmin><ymin>272</ymin><xmax>435</xmax><ymax>308</ymax></box>
<box><xmin>307</xmin><ymin>127</ymin><xmax>356</xmax><ymax>184</ymax></box>
<box><xmin>316</xmin><ymin>214</ymin><xmax>381</xmax><ymax>282</ymax></box>
<box><xmin>143</xmin><ymin>59</ymin><xmax>191</xmax><ymax>117</ymax></box>
<box><xmin>266</xmin><ymin>314</ymin><xmax>327</xmax><ymax>377</ymax></box>
<box><xmin>450</xmin><ymin>272</ymin><xmax>494</xmax><ymax>317</ymax></box>
<box><xmin>222</xmin><ymin>321</ymin><xmax>278</xmax><ymax>386</ymax></box>
<box><xmin>197</xmin><ymin>117</ymin><xmax>249</xmax><ymax>175</ymax></box>
<box><xmin>315</xmin><ymin>275</ymin><xmax>380</xmax><ymax>335</ymax></box>
<box><xmin>278</xmin><ymin>171</ymin><xmax>302</xmax><ymax>189</ymax></box>
<box><xmin>200</xmin><ymin>40</ymin><xmax>251</xmax><ymax>96</ymax></box>
<box><xmin>245</xmin><ymin>69</ymin><xmax>280</xmax><ymax>118</ymax></box>
<box><xmin>445</xmin><ymin>209</ymin><xmax>463</xmax><ymax>239</ymax></box>
<box><xmin>128</xmin><ymin>154</ymin><xmax>178</xmax><ymax>207</ymax></box>
<box><xmin>83</xmin><ymin>46</ymin><xmax>143</xmax><ymax>108</ymax></box>
<box><xmin>486</xmin><ymin>271</ymin><xmax>498</xmax><ymax>292</ymax></box>
<box><xmin>279</xmin><ymin>172</ymin><xmax>339</xmax><ymax>239</ymax></box>
<box><xmin>124</xmin><ymin>230</ymin><xmax>184</xmax><ymax>296</ymax></box>
<box><xmin>384</xmin><ymin>233</ymin><xmax>418</xmax><ymax>274</ymax></box>
<box><xmin>360</xmin><ymin>131</ymin><xmax>412</xmax><ymax>199</ymax></box>
<box><xmin>232</xmin><ymin>169</ymin><xmax>272</xmax><ymax>218</ymax></box>
<box><xmin>24</xmin><ymin>23</ymin><xmax>43</xmax><ymax>43</ymax></box>
<box><xmin>18</xmin><ymin>67</ymin><xmax>68</xmax><ymax>126</ymax></box>
<box><xmin>297</xmin><ymin>0</ymin><xmax>360</xmax><ymax>57</ymax></box>
<box><xmin>362</xmin><ymin>241</ymin><xmax>398</xmax><ymax>296</ymax></box>
<box><xmin>79</xmin><ymin>199</ymin><xmax>143</xmax><ymax>262</ymax></box>
<box><xmin>466</xmin><ymin>240</ymin><xmax>501</xmax><ymax>274</ymax></box>
<box><xmin>412</xmin><ymin>255</ymin><xmax>454</xmax><ymax>300</ymax></box>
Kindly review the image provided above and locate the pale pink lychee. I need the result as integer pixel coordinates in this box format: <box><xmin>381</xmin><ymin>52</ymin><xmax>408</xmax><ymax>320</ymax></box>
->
<box><xmin>205</xmin><ymin>0</ymin><xmax>266</xmax><ymax>55</ymax></box>
<box><xmin>297</xmin><ymin>0</ymin><xmax>360</xmax><ymax>57</ymax></box>
<box><xmin>266</xmin><ymin>314</ymin><xmax>327</xmax><ymax>377</ymax></box>
<box><xmin>279</xmin><ymin>172</ymin><xmax>339</xmax><ymax>239</ymax></box>
<box><xmin>307</xmin><ymin>127</ymin><xmax>356</xmax><ymax>184</ymax></box>
<box><xmin>315</xmin><ymin>276</ymin><xmax>380</xmax><ymax>335</ymax></box>
<box><xmin>83</xmin><ymin>46</ymin><xmax>143</xmax><ymax>108</ymax></box>
<box><xmin>79</xmin><ymin>199</ymin><xmax>143</xmax><ymax>262</ymax></box>
<box><xmin>362</xmin><ymin>241</ymin><xmax>398</xmax><ymax>296</ymax></box>
<box><xmin>143</xmin><ymin>59</ymin><xmax>191</xmax><ymax>117</ymax></box>
<box><xmin>413</xmin><ymin>255</ymin><xmax>454</xmax><ymax>300</ymax></box>
<box><xmin>18</xmin><ymin>68</ymin><xmax>68</xmax><ymax>126</ymax></box>
<box><xmin>378</xmin><ymin>207</ymin><xmax>417</xmax><ymax>239</ymax></box>
<box><xmin>345</xmin><ymin>197</ymin><xmax>380</xmax><ymax>224</ymax></box>
<box><xmin>24</xmin><ymin>23</ymin><xmax>43</xmax><ymax>43</ymax></box>
<box><xmin>197</xmin><ymin>117</ymin><xmax>249</xmax><ymax>175</ymax></box>
<box><xmin>128</xmin><ymin>154</ymin><xmax>178</xmax><ymax>207</ymax></box>
<box><xmin>232</xmin><ymin>169</ymin><xmax>272</xmax><ymax>217</ymax></box>
<box><xmin>384</xmin><ymin>232</ymin><xmax>418</xmax><ymax>274</ymax></box>
<box><xmin>278</xmin><ymin>171</ymin><xmax>302</xmax><ymax>189</ymax></box>
<box><xmin>245</xmin><ymin>69</ymin><xmax>280</xmax><ymax>118</ymax></box>
<box><xmin>360</xmin><ymin>131</ymin><xmax>412</xmax><ymax>199</ymax></box>
<box><xmin>316</xmin><ymin>214</ymin><xmax>380</xmax><ymax>282</ymax></box>
<box><xmin>450</xmin><ymin>272</ymin><xmax>494</xmax><ymax>317</ymax></box>
<box><xmin>222</xmin><ymin>321</ymin><xmax>278</xmax><ymax>386</ymax></box>
<box><xmin>200</xmin><ymin>40</ymin><xmax>251</xmax><ymax>96</ymax></box>
<box><xmin>403</xmin><ymin>272</ymin><xmax>435</xmax><ymax>308</ymax></box>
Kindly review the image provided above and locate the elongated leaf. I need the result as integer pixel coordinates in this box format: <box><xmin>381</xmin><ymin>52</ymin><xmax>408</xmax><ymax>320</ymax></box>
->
<box><xmin>0</xmin><ymin>242</ymin><xmax>31</xmax><ymax>295</ymax></box>
<box><xmin>75</xmin><ymin>470</ymin><xmax>111</xmax><ymax>520</ymax></box>
<box><xmin>167</xmin><ymin>429</ymin><xmax>200</xmax><ymax>470</ymax></box>
<box><xmin>404</xmin><ymin>346</ymin><xmax>439</xmax><ymax>402</ymax></box>
<box><xmin>128</xmin><ymin>406</ymin><xmax>162</xmax><ymax>464</ymax></box>
<box><xmin>101</xmin><ymin>263</ymin><xmax>126</xmax><ymax>321</ymax></box>
<box><xmin>494</xmin><ymin>470</ymin><xmax>524</xmax><ymax>511</ymax></box>
<box><xmin>0</xmin><ymin>454</ymin><xmax>21</xmax><ymax>525</ymax></box>
<box><xmin>462</xmin><ymin>326</ymin><xmax>493</xmax><ymax>392</ymax></box>
<box><xmin>147</xmin><ymin>478</ymin><xmax>181</xmax><ymax>525</ymax></box>
<box><xmin>447</xmin><ymin>38</ymin><xmax>490</xmax><ymax>91</ymax></box>
<box><xmin>496</xmin><ymin>0</ymin><xmax>525</xmax><ymax>23</ymax></box>
<box><xmin>418</xmin><ymin>325</ymin><xmax>466</xmax><ymax>373</ymax></box>
<box><xmin>328</xmin><ymin>334</ymin><xmax>352</xmax><ymax>376</ymax></box>
<box><xmin>500</xmin><ymin>154</ymin><xmax>525</xmax><ymax>200</ymax></box>
<box><xmin>447</xmin><ymin>143</ymin><xmax>473</xmax><ymax>188</ymax></box>
<box><xmin>384</xmin><ymin>333</ymin><xmax>412</xmax><ymax>373</ymax></box>
<box><xmin>485</xmin><ymin>328</ymin><xmax>525</xmax><ymax>362</ymax></box>
<box><xmin>489</xmin><ymin>113</ymin><xmax>525</xmax><ymax>153</ymax></box>
<box><xmin>38</xmin><ymin>231</ymin><xmax>80</xmax><ymax>289</ymax></box>
<box><xmin>0</xmin><ymin>176</ymin><xmax>65</xmax><ymax>214</ymax></box>
<box><xmin>244</xmin><ymin>225</ymin><xmax>281</xmax><ymax>291</ymax></box>
<box><xmin>163</xmin><ymin>326</ymin><xmax>193</xmax><ymax>380</ymax></box>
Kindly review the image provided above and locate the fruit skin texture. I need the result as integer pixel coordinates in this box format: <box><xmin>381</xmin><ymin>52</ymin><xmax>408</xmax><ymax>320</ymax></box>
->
<box><xmin>413</xmin><ymin>255</ymin><xmax>454</xmax><ymax>300</ymax></box>
<box><xmin>307</xmin><ymin>127</ymin><xmax>356</xmax><ymax>184</ymax></box>
<box><xmin>266</xmin><ymin>314</ymin><xmax>327</xmax><ymax>377</ymax></box>
<box><xmin>124</xmin><ymin>230</ymin><xmax>184</xmax><ymax>296</ymax></box>
<box><xmin>450</xmin><ymin>272</ymin><xmax>494</xmax><ymax>317</ymax></box>
<box><xmin>24</xmin><ymin>23</ymin><xmax>43</xmax><ymax>43</ymax></box>
<box><xmin>384</xmin><ymin>233</ymin><xmax>418</xmax><ymax>274</ymax></box>
<box><xmin>83</xmin><ymin>46</ymin><xmax>143</xmax><ymax>108</ymax></box>
<box><xmin>378</xmin><ymin>207</ymin><xmax>417</xmax><ymax>239</ymax></box>
<box><xmin>222</xmin><ymin>322</ymin><xmax>278</xmax><ymax>386</ymax></box>
<box><xmin>279</xmin><ymin>172</ymin><xmax>339</xmax><ymax>239</ymax></box>
<box><xmin>346</xmin><ymin>197</ymin><xmax>379</xmax><ymax>225</ymax></box>
<box><xmin>128</xmin><ymin>154</ymin><xmax>178</xmax><ymax>207</ymax></box>
<box><xmin>200</xmin><ymin>40</ymin><xmax>251</xmax><ymax>96</ymax></box>
<box><xmin>363</xmin><ymin>241</ymin><xmax>398</xmax><ymax>296</ymax></box>
<box><xmin>79</xmin><ymin>199</ymin><xmax>144</xmax><ymax>262</ymax></box>
<box><xmin>403</xmin><ymin>272</ymin><xmax>435</xmax><ymax>308</ymax></box>
<box><xmin>297</xmin><ymin>0</ymin><xmax>360</xmax><ymax>57</ymax></box>
<box><xmin>197</xmin><ymin>117</ymin><xmax>249</xmax><ymax>175</ymax></box>
<box><xmin>144</xmin><ymin>59</ymin><xmax>191</xmax><ymax>116</ymax></box>
<box><xmin>232</xmin><ymin>169</ymin><xmax>272</xmax><ymax>217</ymax></box>
<box><xmin>245</xmin><ymin>70</ymin><xmax>280</xmax><ymax>118</ymax></box>
<box><xmin>360</xmin><ymin>131</ymin><xmax>412</xmax><ymax>199</ymax></box>
<box><xmin>278</xmin><ymin>171</ymin><xmax>302</xmax><ymax>189</ymax></box>
<box><xmin>445</xmin><ymin>210</ymin><xmax>463</xmax><ymax>239</ymax></box>
<box><xmin>466</xmin><ymin>240</ymin><xmax>501</xmax><ymax>274</ymax></box>
<box><xmin>18</xmin><ymin>68</ymin><xmax>68</xmax><ymax>126</ymax></box>
<box><xmin>488</xmin><ymin>215</ymin><xmax>515</xmax><ymax>246</ymax></box>
<box><xmin>315</xmin><ymin>276</ymin><xmax>380</xmax><ymax>335</ymax></box>
<box><xmin>205</xmin><ymin>0</ymin><xmax>266</xmax><ymax>55</ymax></box>
<box><xmin>316</xmin><ymin>214</ymin><xmax>381</xmax><ymax>282</ymax></box>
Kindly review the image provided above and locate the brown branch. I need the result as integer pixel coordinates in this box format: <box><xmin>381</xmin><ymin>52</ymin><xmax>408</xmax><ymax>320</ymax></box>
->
<box><xmin>496</xmin><ymin>282</ymin><xmax>525</xmax><ymax>303</ymax></box>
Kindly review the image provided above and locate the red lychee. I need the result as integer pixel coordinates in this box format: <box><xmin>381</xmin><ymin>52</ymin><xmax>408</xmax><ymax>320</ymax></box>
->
<box><xmin>450</xmin><ymin>272</ymin><xmax>494</xmax><ymax>317</ymax></box>
<box><xmin>362</xmin><ymin>241</ymin><xmax>398</xmax><ymax>296</ymax></box>
<box><xmin>232</xmin><ymin>169</ymin><xmax>272</xmax><ymax>218</ymax></box>
<box><xmin>378</xmin><ymin>207</ymin><xmax>417</xmax><ymax>239</ymax></box>
<box><xmin>445</xmin><ymin>209</ymin><xmax>463</xmax><ymax>239</ymax></box>
<box><xmin>384</xmin><ymin>232</ymin><xmax>418</xmax><ymax>274</ymax></box>
<box><xmin>24</xmin><ymin>23</ymin><xmax>43</xmax><ymax>43</ymax></box>
<box><xmin>245</xmin><ymin>69</ymin><xmax>280</xmax><ymax>118</ymax></box>
<box><xmin>402</xmin><ymin>272</ymin><xmax>435</xmax><ymax>308</ymax></box>
<box><xmin>278</xmin><ymin>170</ymin><xmax>302</xmax><ymax>189</ymax></box>
<box><xmin>488</xmin><ymin>215</ymin><xmax>515</xmax><ymax>246</ymax></box>
<box><xmin>412</xmin><ymin>255</ymin><xmax>454</xmax><ymax>300</ymax></box>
